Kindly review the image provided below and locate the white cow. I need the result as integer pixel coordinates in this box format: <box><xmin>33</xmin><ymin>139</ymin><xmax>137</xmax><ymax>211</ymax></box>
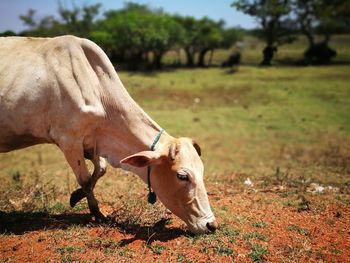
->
<box><xmin>0</xmin><ymin>35</ymin><xmax>217</xmax><ymax>234</ymax></box>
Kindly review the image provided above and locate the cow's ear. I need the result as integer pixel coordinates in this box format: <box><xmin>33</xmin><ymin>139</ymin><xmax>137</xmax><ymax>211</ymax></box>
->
<box><xmin>192</xmin><ymin>140</ymin><xmax>201</xmax><ymax>156</ymax></box>
<box><xmin>120</xmin><ymin>151</ymin><xmax>162</xmax><ymax>167</ymax></box>
<box><xmin>169</xmin><ymin>142</ymin><xmax>178</xmax><ymax>160</ymax></box>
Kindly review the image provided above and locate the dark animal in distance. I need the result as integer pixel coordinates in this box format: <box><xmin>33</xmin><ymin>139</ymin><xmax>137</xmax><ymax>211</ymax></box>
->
<box><xmin>222</xmin><ymin>52</ymin><xmax>241</xmax><ymax>71</ymax></box>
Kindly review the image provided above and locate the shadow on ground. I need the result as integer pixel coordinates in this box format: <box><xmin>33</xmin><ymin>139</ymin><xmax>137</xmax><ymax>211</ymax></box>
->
<box><xmin>0</xmin><ymin>210</ymin><xmax>185</xmax><ymax>244</ymax></box>
<box><xmin>0</xmin><ymin>210</ymin><xmax>91</xmax><ymax>234</ymax></box>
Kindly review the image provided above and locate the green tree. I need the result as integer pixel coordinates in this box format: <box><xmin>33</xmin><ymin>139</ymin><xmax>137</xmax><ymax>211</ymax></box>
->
<box><xmin>94</xmin><ymin>7</ymin><xmax>153</xmax><ymax>68</ymax></box>
<box><xmin>150</xmin><ymin>14</ymin><xmax>185</xmax><ymax>69</ymax></box>
<box><xmin>196</xmin><ymin>18</ymin><xmax>224</xmax><ymax>67</ymax></box>
<box><xmin>0</xmin><ymin>30</ymin><xmax>17</xmax><ymax>37</ymax></box>
<box><xmin>175</xmin><ymin>16</ymin><xmax>226</xmax><ymax>67</ymax></box>
<box><xmin>57</xmin><ymin>2</ymin><xmax>101</xmax><ymax>37</ymax></box>
<box><xmin>232</xmin><ymin>0</ymin><xmax>295</xmax><ymax>65</ymax></box>
<box><xmin>295</xmin><ymin>0</ymin><xmax>350</xmax><ymax>64</ymax></box>
<box><xmin>174</xmin><ymin>16</ymin><xmax>198</xmax><ymax>67</ymax></box>
<box><xmin>94</xmin><ymin>4</ymin><xmax>184</xmax><ymax>69</ymax></box>
<box><xmin>221</xmin><ymin>27</ymin><xmax>244</xmax><ymax>49</ymax></box>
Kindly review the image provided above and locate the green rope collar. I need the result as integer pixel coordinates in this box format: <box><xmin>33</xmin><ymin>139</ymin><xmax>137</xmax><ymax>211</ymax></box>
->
<box><xmin>147</xmin><ymin>128</ymin><xmax>164</xmax><ymax>204</ymax></box>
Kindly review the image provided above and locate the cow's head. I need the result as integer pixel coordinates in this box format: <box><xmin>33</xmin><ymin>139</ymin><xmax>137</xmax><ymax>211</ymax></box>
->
<box><xmin>121</xmin><ymin>137</ymin><xmax>217</xmax><ymax>234</ymax></box>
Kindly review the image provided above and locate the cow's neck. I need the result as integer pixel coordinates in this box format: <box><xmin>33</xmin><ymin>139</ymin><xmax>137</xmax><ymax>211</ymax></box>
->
<box><xmin>97</xmin><ymin>82</ymin><xmax>170</xmax><ymax>183</ymax></box>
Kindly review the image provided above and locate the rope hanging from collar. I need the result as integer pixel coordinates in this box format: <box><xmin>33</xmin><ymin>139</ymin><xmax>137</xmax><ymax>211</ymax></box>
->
<box><xmin>147</xmin><ymin>128</ymin><xmax>164</xmax><ymax>204</ymax></box>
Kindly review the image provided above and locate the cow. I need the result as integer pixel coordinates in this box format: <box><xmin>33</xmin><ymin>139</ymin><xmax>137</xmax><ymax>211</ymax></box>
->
<box><xmin>0</xmin><ymin>35</ymin><xmax>217</xmax><ymax>234</ymax></box>
<box><xmin>221</xmin><ymin>52</ymin><xmax>241</xmax><ymax>72</ymax></box>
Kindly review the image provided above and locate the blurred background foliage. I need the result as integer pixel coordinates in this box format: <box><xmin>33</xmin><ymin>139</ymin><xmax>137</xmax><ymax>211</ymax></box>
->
<box><xmin>1</xmin><ymin>1</ymin><xmax>349</xmax><ymax>69</ymax></box>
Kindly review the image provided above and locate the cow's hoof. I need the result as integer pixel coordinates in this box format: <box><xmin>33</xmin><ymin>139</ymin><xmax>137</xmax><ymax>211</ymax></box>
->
<box><xmin>70</xmin><ymin>188</ymin><xmax>86</xmax><ymax>207</ymax></box>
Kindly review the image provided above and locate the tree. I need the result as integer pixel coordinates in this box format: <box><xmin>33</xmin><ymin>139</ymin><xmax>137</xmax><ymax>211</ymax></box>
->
<box><xmin>19</xmin><ymin>3</ymin><xmax>101</xmax><ymax>37</ymax></box>
<box><xmin>294</xmin><ymin>0</ymin><xmax>350</xmax><ymax>64</ymax></box>
<box><xmin>150</xmin><ymin>14</ymin><xmax>185</xmax><ymax>69</ymax></box>
<box><xmin>175</xmin><ymin>16</ymin><xmax>225</xmax><ymax>67</ymax></box>
<box><xmin>196</xmin><ymin>18</ymin><xmax>224</xmax><ymax>67</ymax></box>
<box><xmin>19</xmin><ymin>9</ymin><xmax>60</xmax><ymax>36</ymax></box>
<box><xmin>0</xmin><ymin>30</ymin><xmax>17</xmax><ymax>37</ymax></box>
<box><xmin>221</xmin><ymin>27</ymin><xmax>244</xmax><ymax>49</ymax></box>
<box><xmin>175</xmin><ymin>16</ymin><xmax>198</xmax><ymax>67</ymax></box>
<box><xmin>232</xmin><ymin>0</ymin><xmax>295</xmax><ymax>65</ymax></box>
<box><xmin>57</xmin><ymin>2</ymin><xmax>101</xmax><ymax>37</ymax></box>
<box><xmin>94</xmin><ymin>4</ymin><xmax>184</xmax><ymax>69</ymax></box>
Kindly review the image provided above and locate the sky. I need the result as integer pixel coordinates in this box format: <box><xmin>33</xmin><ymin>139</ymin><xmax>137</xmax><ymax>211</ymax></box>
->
<box><xmin>0</xmin><ymin>0</ymin><xmax>256</xmax><ymax>33</ymax></box>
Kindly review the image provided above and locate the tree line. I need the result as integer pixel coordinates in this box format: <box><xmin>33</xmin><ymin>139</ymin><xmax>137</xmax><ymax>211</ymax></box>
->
<box><xmin>233</xmin><ymin>0</ymin><xmax>350</xmax><ymax>65</ymax></box>
<box><xmin>1</xmin><ymin>1</ymin><xmax>349</xmax><ymax>68</ymax></box>
<box><xmin>3</xmin><ymin>3</ymin><xmax>241</xmax><ymax>70</ymax></box>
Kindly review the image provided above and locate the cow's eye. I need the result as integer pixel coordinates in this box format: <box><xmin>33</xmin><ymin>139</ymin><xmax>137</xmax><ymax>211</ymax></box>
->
<box><xmin>177</xmin><ymin>171</ymin><xmax>189</xmax><ymax>181</ymax></box>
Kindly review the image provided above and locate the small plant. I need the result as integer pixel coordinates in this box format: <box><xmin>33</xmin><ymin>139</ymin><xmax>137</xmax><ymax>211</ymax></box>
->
<box><xmin>148</xmin><ymin>244</ymin><xmax>166</xmax><ymax>255</ymax></box>
<box><xmin>287</xmin><ymin>225</ymin><xmax>310</xmax><ymax>236</ymax></box>
<box><xmin>243</xmin><ymin>231</ymin><xmax>269</xmax><ymax>241</ymax></box>
<box><xmin>215</xmin><ymin>245</ymin><xmax>235</xmax><ymax>256</ymax></box>
<box><xmin>330</xmin><ymin>244</ymin><xmax>341</xmax><ymax>255</ymax></box>
<box><xmin>49</xmin><ymin>201</ymin><xmax>66</xmax><ymax>214</ymax></box>
<box><xmin>248</xmin><ymin>244</ymin><xmax>268</xmax><ymax>262</ymax></box>
<box><xmin>221</xmin><ymin>224</ymin><xmax>240</xmax><ymax>244</ymax></box>
<box><xmin>221</xmin><ymin>224</ymin><xmax>240</xmax><ymax>236</ymax></box>
<box><xmin>0</xmin><ymin>257</ymin><xmax>15</xmax><ymax>263</ymax></box>
<box><xmin>252</xmin><ymin>221</ymin><xmax>268</xmax><ymax>228</ymax></box>
<box><xmin>199</xmin><ymin>246</ymin><xmax>209</xmax><ymax>254</ymax></box>
<box><xmin>57</xmin><ymin>246</ymin><xmax>84</xmax><ymax>254</ymax></box>
<box><xmin>164</xmin><ymin>218</ymin><xmax>173</xmax><ymax>225</ymax></box>
<box><xmin>71</xmin><ymin>202</ymin><xmax>87</xmax><ymax>212</ymax></box>
<box><xmin>297</xmin><ymin>195</ymin><xmax>310</xmax><ymax>212</ymax></box>
<box><xmin>315</xmin><ymin>250</ymin><xmax>326</xmax><ymax>260</ymax></box>
<box><xmin>279</xmin><ymin>191</ymin><xmax>295</xmax><ymax>198</ymax></box>
<box><xmin>177</xmin><ymin>254</ymin><xmax>185</xmax><ymax>262</ymax></box>
<box><xmin>87</xmin><ymin>238</ymin><xmax>120</xmax><ymax>254</ymax></box>
<box><xmin>56</xmin><ymin>246</ymin><xmax>85</xmax><ymax>263</ymax></box>
<box><xmin>10</xmin><ymin>169</ymin><xmax>22</xmax><ymax>188</ymax></box>
<box><xmin>37</xmin><ymin>235</ymin><xmax>45</xmax><ymax>242</ymax></box>
<box><xmin>234</xmin><ymin>215</ymin><xmax>249</xmax><ymax>224</ymax></box>
<box><xmin>117</xmin><ymin>245</ymin><xmax>134</xmax><ymax>258</ymax></box>
<box><xmin>61</xmin><ymin>254</ymin><xmax>74</xmax><ymax>263</ymax></box>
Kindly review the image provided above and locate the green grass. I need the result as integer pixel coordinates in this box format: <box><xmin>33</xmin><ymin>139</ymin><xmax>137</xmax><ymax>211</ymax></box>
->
<box><xmin>287</xmin><ymin>225</ymin><xmax>310</xmax><ymax>236</ymax></box>
<box><xmin>243</xmin><ymin>231</ymin><xmax>269</xmax><ymax>241</ymax></box>
<box><xmin>252</xmin><ymin>221</ymin><xmax>268</xmax><ymax>228</ymax></box>
<box><xmin>121</xmin><ymin>65</ymin><xmax>350</xmax><ymax>186</ymax></box>
<box><xmin>248</xmin><ymin>244</ymin><xmax>268</xmax><ymax>262</ymax></box>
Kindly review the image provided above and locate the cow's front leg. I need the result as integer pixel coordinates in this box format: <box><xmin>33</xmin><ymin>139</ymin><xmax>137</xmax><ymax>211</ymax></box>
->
<box><xmin>60</xmin><ymin>142</ymin><xmax>105</xmax><ymax>221</ymax></box>
<box><xmin>70</xmin><ymin>156</ymin><xmax>107</xmax><ymax>208</ymax></box>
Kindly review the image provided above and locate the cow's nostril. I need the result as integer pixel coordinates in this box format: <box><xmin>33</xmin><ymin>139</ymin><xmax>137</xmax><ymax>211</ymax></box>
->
<box><xmin>206</xmin><ymin>221</ymin><xmax>218</xmax><ymax>232</ymax></box>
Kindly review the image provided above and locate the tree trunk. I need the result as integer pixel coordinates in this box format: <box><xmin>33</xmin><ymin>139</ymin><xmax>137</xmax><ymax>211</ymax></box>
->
<box><xmin>153</xmin><ymin>51</ymin><xmax>164</xmax><ymax>69</ymax></box>
<box><xmin>305</xmin><ymin>30</ymin><xmax>315</xmax><ymax>47</ymax></box>
<box><xmin>197</xmin><ymin>49</ymin><xmax>209</xmax><ymax>67</ymax></box>
<box><xmin>185</xmin><ymin>48</ymin><xmax>195</xmax><ymax>67</ymax></box>
<box><xmin>260</xmin><ymin>45</ymin><xmax>277</xmax><ymax>66</ymax></box>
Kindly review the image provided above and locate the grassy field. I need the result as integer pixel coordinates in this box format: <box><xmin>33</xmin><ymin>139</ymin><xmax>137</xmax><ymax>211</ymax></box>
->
<box><xmin>0</xmin><ymin>37</ymin><xmax>350</xmax><ymax>262</ymax></box>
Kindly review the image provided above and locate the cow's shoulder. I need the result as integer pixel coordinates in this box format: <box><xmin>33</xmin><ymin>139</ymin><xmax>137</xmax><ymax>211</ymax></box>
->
<box><xmin>39</xmin><ymin>36</ymin><xmax>107</xmax><ymax>119</ymax></box>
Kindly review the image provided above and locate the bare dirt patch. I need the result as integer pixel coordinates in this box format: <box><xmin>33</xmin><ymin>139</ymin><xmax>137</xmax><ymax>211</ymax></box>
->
<box><xmin>1</xmin><ymin>188</ymin><xmax>349</xmax><ymax>262</ymax></box>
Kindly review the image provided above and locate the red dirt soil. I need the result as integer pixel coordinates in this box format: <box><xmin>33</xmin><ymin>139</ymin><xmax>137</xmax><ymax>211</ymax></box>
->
<box><xmin>1</xmin><ymin>190</ymin><xmax>349</xmax><ymax>262</ymax></box>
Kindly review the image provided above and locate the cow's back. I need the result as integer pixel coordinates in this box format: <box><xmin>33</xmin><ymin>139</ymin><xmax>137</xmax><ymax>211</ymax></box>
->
<box><xmin>0</xmin><ymin>36</ymin><xmax>107</xmax><ymax>152</ymax></box>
